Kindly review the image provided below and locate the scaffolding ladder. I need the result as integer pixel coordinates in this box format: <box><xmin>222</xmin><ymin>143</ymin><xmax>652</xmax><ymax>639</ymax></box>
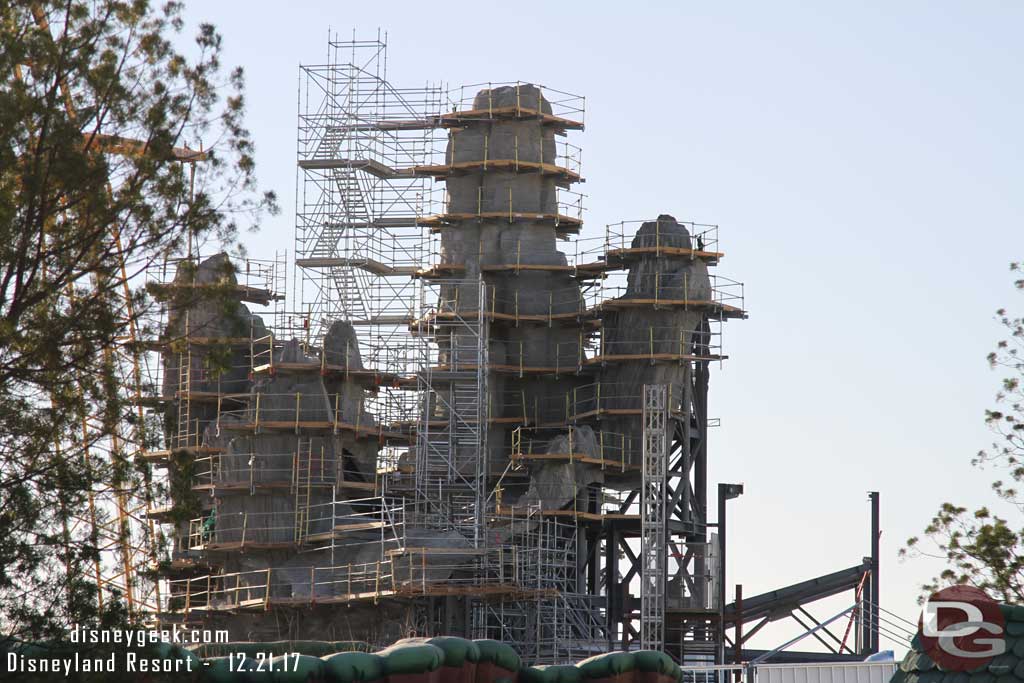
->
<box><xmin>293</xmin><ymin>437</ymin><xmax>314</xmax><ymax>543</ymax></box>
<box><xmin>174</xmin><ymin>310</ymin><xmax>194</xmax><ymax>449</ymax></box>
<box><xmin>641</xmin><ymin>384</ymin><xmax>668</xmax><ymax>651</ymax></box>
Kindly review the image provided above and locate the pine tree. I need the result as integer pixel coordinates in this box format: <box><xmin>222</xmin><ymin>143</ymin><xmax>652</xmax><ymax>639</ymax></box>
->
<box><xmin>0</xmin><ymin>0</ymin><xmax>275</xmax><ymax>640</ymax></box>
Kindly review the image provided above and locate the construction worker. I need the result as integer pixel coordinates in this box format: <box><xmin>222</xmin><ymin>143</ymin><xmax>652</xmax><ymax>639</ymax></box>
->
<box><xmin>201</xmin><ymin>505</ymin><xmax>217</xmax><ymax>544</ymax></box>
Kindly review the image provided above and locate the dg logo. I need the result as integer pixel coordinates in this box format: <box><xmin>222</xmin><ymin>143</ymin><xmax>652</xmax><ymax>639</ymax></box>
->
<box><xmin>918</xmin><ymin>585</ymin><xmax>1006</xmax><ymax>671</ymax></box>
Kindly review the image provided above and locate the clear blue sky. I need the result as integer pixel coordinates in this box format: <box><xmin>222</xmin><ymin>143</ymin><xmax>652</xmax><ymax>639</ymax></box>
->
<box><xmin>181</xmin><ymin>0</ymin><xmax>1023</xmax><ymax>655</ymax></box>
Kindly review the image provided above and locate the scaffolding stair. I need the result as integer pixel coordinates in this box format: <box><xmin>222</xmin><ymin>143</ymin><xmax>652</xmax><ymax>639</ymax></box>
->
<box><xmin>329</xmin><ymin>265</ymin><xmax>370</xmax><ymax>324</ymax></box>
<box><xmin>307</xmin><ymin>170</ymin><xmax>370</xmax><ymax>259</ymax></box>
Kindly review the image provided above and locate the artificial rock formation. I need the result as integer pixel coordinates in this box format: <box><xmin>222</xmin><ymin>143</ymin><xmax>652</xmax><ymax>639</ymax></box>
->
<box><xmin>432</xmin><ymin>84</ymin><xmax>588</xmax><ymax>504</ymax></box>
<box><xmin>598</xmin><ymin>215</ymin><xmax>712</xmax><ymax>459</ymax></box>
<box><xmin>155</xmin><ymin>82</ymin><xmax>731</xmax><ymax>655</ymax></box>
<box><xmin>160</xmin><ymin>254</ymin><xmax>385</xmax><ymax>639</ymax></box>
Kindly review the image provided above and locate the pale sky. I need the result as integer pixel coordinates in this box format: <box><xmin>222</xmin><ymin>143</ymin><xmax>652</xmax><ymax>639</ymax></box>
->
<box><xmin>180</xmin><ymin>0</ymin><xmax>1024</xmax><ymax>656</ymax></box>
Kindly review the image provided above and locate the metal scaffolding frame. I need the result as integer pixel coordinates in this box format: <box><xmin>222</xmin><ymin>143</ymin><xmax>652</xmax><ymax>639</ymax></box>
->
<box><xmin>295</xmin><ymin>32</ymin><xmax>442</xmax><ymax>346</ymax></box>
<box><xmin>414</xmin><ymin>280</ymin><xmax>490</xmax><ymax>547</ymax></box>
<box><xmin>641</xmin><ymin>384</ymin><xmax>668</xmax><ymax>651</ymax></box>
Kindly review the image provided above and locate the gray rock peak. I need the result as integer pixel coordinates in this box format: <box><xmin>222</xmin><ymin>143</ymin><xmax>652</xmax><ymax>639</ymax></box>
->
<box><xmin>471</xmin><ymin>83</ymin><xmax>552</xmax><ymax>114</ymax></box>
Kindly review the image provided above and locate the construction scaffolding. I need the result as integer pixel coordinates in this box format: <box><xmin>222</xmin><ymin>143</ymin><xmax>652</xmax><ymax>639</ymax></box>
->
<box><xmin>414</xmin><ymin>279</ymin><xmax>490</xmax><ymax>544</ymax></box>
<box><xmin>641</xmin><ymin>385</ymin><xmax>669</xmax><ymax>652</ymax></box>
<box><xmin>143</xmin><ymin>33</ymin><xmax>750</xmax><ymax>665</ymax></box>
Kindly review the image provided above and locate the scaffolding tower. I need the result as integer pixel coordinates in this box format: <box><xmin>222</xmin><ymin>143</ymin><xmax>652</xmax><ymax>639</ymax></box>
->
<box><xmin>295</xmin><ymin>33</ymin><xmax>442</xmax><ymax>344</ymax></box>
<box><xmin>414</xmin><ymin>280</ymin><xmax>490</xmax><ymax>546</ymax></box>
<box><xmin>640</xmin><ymin>384</ymin><xmax>668</xmax><ymax>651</ymax></box>
<box><xmin>294</xmin><ymin>33</ymin><xmax>445</xmax><ymax>493</ymax></box>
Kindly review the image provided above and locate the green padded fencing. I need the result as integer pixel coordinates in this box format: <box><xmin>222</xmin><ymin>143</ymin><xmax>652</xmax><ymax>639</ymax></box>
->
<box><xmin>322</xmin><ymin>650</ymin><xmax>386</xmax><ymax>683</ymax></box>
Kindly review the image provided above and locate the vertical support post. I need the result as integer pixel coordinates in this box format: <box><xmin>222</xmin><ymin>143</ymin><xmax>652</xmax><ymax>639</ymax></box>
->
<box><xmin>475</xmin><ymin>279</ymin><xmax>490</xmax><ymax>548</ymax></box>
<box><xmin>716</xmin><ymin>482</ymin><xmax>743</xmax><ymax>663</ymax></box>
<box><xmin>734</xmin><ymin>584</ymin><xmax>743</xmax><ymax>665</ymax></box>
<box><xmin>867</xmin><ymin>491</ymin><xmax>880</xmax><ymax>654</ymax></box>
<box><xmin>333</xmin><ymin>393</ymin><xmax>340</xmax><ymax>434</ymax></box>
<box><xmin>718</xmin><ymin>485</ymin><xmax>727</xmax><ymax>661</ymax></box>
<box><xmin>605</xmin><ymin>525</ymin><xmax>619</xmax><ymax>650</ymax></box>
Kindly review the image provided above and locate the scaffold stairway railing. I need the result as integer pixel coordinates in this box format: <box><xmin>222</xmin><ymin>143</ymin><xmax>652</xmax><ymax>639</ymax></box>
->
<box><xmin>307</xmin><ymin>169</ymin><xmax>370</xmax><ymax>257</ymax></box>
<box><xmin>543</xmin><ymin>593</ymin><xmax>607</xmax><ymax>664</ymax></box>
<box><xmin>330</xmin><ymin>265</ymin><xmax>369</xmax><ymax>323</ymax></box>
<box><xmin>337</xmin><ymin>168</ymin><xmax>370</xmax><ymax>228</ymax></box>
<box><xmin>313</xmin><ymin>123</ymin><xmax>347</xmax><ymax>161</ymax></box>
<box><xmin>537</xmin><ymin>596</ymin><xmax>572</xmax><ymax>662</ymax></box>
<box><xmin>416</xmin><ymin>382</ymin><xmax>482</xmax><ymax>492</ymax></box>
<box><xmin>561</xmin><ymin>593</ymin><xmax>608</xmax><ymax>651</ymax></box>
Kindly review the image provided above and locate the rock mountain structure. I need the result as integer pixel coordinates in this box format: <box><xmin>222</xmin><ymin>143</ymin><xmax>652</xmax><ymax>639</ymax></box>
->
<box><xmin>144</xmin><ymin>36</ymin><xmax>875</xmax><ymax>667</ymax></box>
<box><xmin>148</xmin><ymin>38</ymin><xmax>744</xmax><ymax>664</ymax></box>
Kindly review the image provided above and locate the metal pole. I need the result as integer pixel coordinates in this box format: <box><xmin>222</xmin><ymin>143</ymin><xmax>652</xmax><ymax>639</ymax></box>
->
<box><xmin>718</xmin><ymin>483</ymin><xmax>727</xmax><ymax>663</ymax></box>
<box><xmin>606</xmin><ymin>526</ymin><xmax>618</xmax><ymax>650</ymax></box>
<box><xmin>716</xmin><ymin>483</ymin><xmax>744</xmax><ymax>663</ymax></box>
<box><xmin>870</xmin><ymin>491</ymin><xmax>880</xmax><ymax>654</ymax></box>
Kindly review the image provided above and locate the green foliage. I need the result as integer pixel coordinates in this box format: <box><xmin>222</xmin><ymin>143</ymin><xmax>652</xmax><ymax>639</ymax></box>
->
<box><xmin>0</xmin><ymin>0</ymin><xmax>276</xmax><ymax>641</ymax></box>
<box><xmin>166</xmin><ymin>452</ymin><xmax>202</xmax><ymax>525</ymax></box>
<box><xmin>903</xmin><ymin>263</ymin><xmax>1024</xmax><ymax>602</ymax></box>
<box><xmin>205</xmin><ymin>341</ymin><xmax>235</xmax><ymax>378</ymax></box>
